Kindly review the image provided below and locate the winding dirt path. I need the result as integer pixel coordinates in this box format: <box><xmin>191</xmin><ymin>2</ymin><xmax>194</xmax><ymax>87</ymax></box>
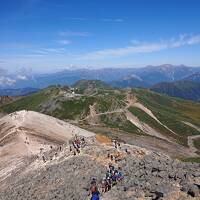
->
<box><xmin>82</xmin><ymin>93</ymin><xmax>177</xmax><ymax>141</ymax></box>
<box><xmin>182</xmin><ymin>121</ymin><xmax>200</xmax><ymax>154</ymax></box>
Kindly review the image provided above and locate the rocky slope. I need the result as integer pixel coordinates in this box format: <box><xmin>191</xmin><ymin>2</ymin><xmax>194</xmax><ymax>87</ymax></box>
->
<box><xmin>0</xmin><ymin>111</ymin><xmax>94</xmax><ymax>182</ymax></box>
<box><xmin>0</xmin><ymin>132</ymin><xmax>200</xmax><ymax>200</ymax></box>
<box><xmin>0</xmin><ymin>96</ymin><xmax>14</xmax><ymax>105</ymax></box>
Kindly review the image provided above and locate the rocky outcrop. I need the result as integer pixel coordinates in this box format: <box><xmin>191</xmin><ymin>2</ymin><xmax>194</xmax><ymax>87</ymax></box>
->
<box><xmin>0</xmin><ymin>96</ymin><xmax>13</xmax><ymax>105</ymax></box>
<box><xmin>1</xmin><ymin>137</ymin><xmax>200</xmax><ymax>200</ymax></box>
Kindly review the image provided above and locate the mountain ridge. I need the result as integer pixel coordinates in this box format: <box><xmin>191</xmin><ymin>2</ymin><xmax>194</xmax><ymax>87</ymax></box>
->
<box><xmin>151</xmin><ymin>80</ymin><xmax>200</xmax><ymax>102</ymax></box>
<box><xmin>2</xmin><ymin>65</ymin><xmax>200</xmax><ymax>89</ymax></box>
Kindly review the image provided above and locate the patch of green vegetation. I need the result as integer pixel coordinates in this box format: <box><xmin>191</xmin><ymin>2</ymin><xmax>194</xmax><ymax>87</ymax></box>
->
<box><xmin>155</xmin><ymin>112</ymin><xmax>200</xmax><ymax>137</ymax></box>
<box><xmin>52</xmin><ymin>96</ymin><xmax>96</xmax><ymax>120</ymax></box>
<box><xmin>128</xmin><ymin>106</ymin><xmax>188</xmax><ymax>146</ymax></box>
<box><xmin>180</xmin><ymin>157</ymin><xmax>200</xmax><ymax>163</ymax></box>
<box><xmin>128</xmin><ymin>107</ymin><xmax>171</xmax><ymax>135</ymax></box>
<box><xmin>73</xmin><ymin>80</ymin><xmax>112</xmax><ymax>94</ymax></box>
<box><xmin>0</xmin><ymin>87</ymin><xmax>59</xmax><ymax>113</ymax></box>
<box><xmin>100</xmin><ymin>113</ymin><xmax>141</xmax><ymax>134</ymax></box>
<box><xmin>95</xmin><ymin>94</ymin><xmax>125</xmax><ymax>113</ymax></box>
<box><xmin>133</xmin><ymin>89</ymin><xmax>200</xmax><ymax>136</ymax></box>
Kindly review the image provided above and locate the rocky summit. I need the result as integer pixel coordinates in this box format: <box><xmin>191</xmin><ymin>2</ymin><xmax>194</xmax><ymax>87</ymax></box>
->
<box><xmin>1</xmin><ymin>133</ymin><xmax>200</xmax><ymax>200</ymax></box>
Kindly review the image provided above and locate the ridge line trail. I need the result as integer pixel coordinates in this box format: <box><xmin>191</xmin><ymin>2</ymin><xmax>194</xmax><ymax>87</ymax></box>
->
<box><xmin>182</xmin><ymin>121</ymin><xmax>200</xmax><ymax>154</ymax></box>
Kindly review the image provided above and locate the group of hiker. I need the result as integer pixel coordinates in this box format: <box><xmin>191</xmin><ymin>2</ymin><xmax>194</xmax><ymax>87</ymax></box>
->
<box><xmin>70</xmin><ymin>135</ymin><xmax>86</xmax><ymax>155</ymax></box>
<box><xmin>101</xmin><ymin>164</ymin><xmax>123</xmax><ymax>192</ymax></box>
<box><xmin>113</xmin><ymin>139</ymin><xmax>121</xmax><ymax>150</ymax></box>
<box><xmin>89</xmin><ymin>164</ymin><xmax>124</xmax><ymax>200</ymax></box>
<box><xmin>39</xmin><ymin>134</ymin><xmax>87</xmax><ymax>163</ymax></box>
<box><xmin>88</xmin><ymin>139</ymin><xmax>128</xmax><ymax>200</ymax></box>
<box><xmin>107</xmin><ymin>152</ymin><xmax>122</xmax><ymax>163</ymax></box>
<box><xmin>40</xmin><ymin>145</ymin><xmax>62</xmax><ymax>163</ymax></box>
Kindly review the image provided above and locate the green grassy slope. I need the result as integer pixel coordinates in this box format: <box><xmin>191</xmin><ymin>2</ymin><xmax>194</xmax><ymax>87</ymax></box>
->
<box><xmin>0</xmin><ymin>86</ymin><xmax>60</xmax><ymax>113</ymax></box>
<box><xmin>72</xmin><ymin>79</ymin><xmax>112</xmax><ymax>94</ymax></box>
<box><xmin>1</xmin><ymin>85</ymin><xmax>200</xmax><ymax>150</ymax></box>
<box><xmin>194</xmin><ymin>138</ymin><xmax>200</xmax><ymax>150</ymax></box>
<box><xmin>132</xmin><ymin>89</ymin><xmax>200</xmax><ymax>146</ymax></box>
<box><xmin>133</xmin><ymin>88</ymin><xmax>200</xmax><ymax>127</ymax></box>
<box><xmin>151</xmin><ymin>80</ymin><xmax>200</xmax><ymax>102</ymax></box>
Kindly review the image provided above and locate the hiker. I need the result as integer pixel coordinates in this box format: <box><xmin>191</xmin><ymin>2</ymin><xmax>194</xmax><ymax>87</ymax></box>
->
<box><xmin>111</xmin><ymin>171</ymin><xmax>117</xmax><ymax>186</ymax></box>
<box><xmin>108</xmin><ymin>164</ymin><xmax>114</xmax><ymax>173</ymax></box>
<box><xmin>118</xmin><ymin>142</ymin><xmax>121</xmax><ymax>147</ymax></box>
<box><xmin>106</xmin><ymin>177</ymin><xmax>111</xmax><ymax>191</ymax></box>
<box><xmin>69</xmin><ymin>146</ymin><xmax>72</xmax><ymax>152</ymax></box>
<box><xmin>77</xmin><ymin>148</ymin><xmax>80</xmax><ymax>154</ymax></box>
<box><xmin>73</xmin><ymin>151</ymin><xmax>76</xmax><ymax>156</ymax></box>
<box><xmin>117</xmin><ymin>170</ymin><xmax>123</xmax><ymax>182</ymax></box>
<box><xmin>106</xmin><ymin>170</ymin><xmax>111</xmax><ymax>179</ymax></box>
<box><xmin>81</xmin><ymin>137</ymin><xmax>86</xmax><ymax>148</ymax></box>
<box><xmin>115</xmin><ymin>167</ymin><xmax>123</xmax><ymax>182</ymax></box>
<box><xmin>72</xmin><ymin>141</ymin><xmax>76</xmax><ymax>149</ymax></box>
<box><xmin>76</xmin><ymin>139</ymin><xmax>81</xmax><ymax>149</ymax></box>
<box><xmin>125</xmin><ymin>148</ymin><xmax>130</xmax><ymax>154</ymax></box>
<box><xmin>110</xmin><ymin>155</ymin><xmax>113</xmax><ymax>161</ymax></box>
<box><xmin>90</xmin><ymin>177</ymin><xmax>97</xmax><ymax>187</ymax></box>
<box><xmin>90</xmin><ymin>186</ymin><xmax>100</xmax><ymax>200</ymax></box>
<box><xmin>101</xmin><ymin>178</ymin><xmax>106</xmax><ymax>193</ymax></box>
<box><xmin>42</xmin><ymin>155</ymin><xmax>46</xmax><ymax>163</ymax></box>
<box><xmin>40</xmin><ymin>148</ymin><xmax>44</xmax><ymax>153</ymax></box>
<box><xmin>107</xmin><ymin>153</ymin><xmax>110</xmax><ymax>158</ymax></box>
<box><xmin>81</xmin><ymin>137</ymin><xmax>85</xmax><ymax>143</ymax></box>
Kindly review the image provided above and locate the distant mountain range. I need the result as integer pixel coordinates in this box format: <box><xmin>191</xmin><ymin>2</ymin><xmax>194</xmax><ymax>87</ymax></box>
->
<box><xmin>183</xmin><ymin>72</ymin><xmax>200</xmax><ymax>83</ymax></box>
<box><xmin>110</xmin><ymin>74</ymin><xmax>149</xmax><ymax>88</ymax></box>
<box><xmin>0</xmin><ymin>88</ymin><xmax>39</xmax><ymax>96</ymax></box>
<box><xmin>1</xmin><ymin>64</ymin><xmax>200</xmax><ymax>89</ymax></box>
<box><xmin>111</xmin><ymin>64</ymin><xmax>200</xmax><ymax>88</ymax></box>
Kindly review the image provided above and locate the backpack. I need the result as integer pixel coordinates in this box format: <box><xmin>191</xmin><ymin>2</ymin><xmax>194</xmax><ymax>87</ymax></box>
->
<box><xmin>91</xmin><ymin>193</ymin><xmax>99</xmax><ymax>200</ymax></box>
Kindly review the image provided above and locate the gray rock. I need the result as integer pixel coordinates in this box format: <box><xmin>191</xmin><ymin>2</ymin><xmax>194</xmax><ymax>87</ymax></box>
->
<box><xmin>187</xmin><ymin>184</ymin><xmax>200</xmax><ymax>197</ymax></box>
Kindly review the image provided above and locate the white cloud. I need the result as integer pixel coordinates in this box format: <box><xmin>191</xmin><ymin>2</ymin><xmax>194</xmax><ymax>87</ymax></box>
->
<box><xmin>57</xmin><ymin>40</ymin><xmax>71</xmax><ymax>45</ymax></box>
<box><xmin>16</xmin><ymin>75</ymin><xmax>27</xmax><ymax>80</ymax></box>
<box><xmin>79</xmin><ymin>34</ymin><xmax>200</xmax><ymax>60</ymax></box>
<box><xmin>0</xmin><ymin>76</ymin><xmax>16</xmax><ymax>86</ymax></box>
<box><xmin>58</xmin><ymin>30</ymin><xmax>90</xmax><ymax>37</ymax></box>
<box><xmin>33</xmin><ymin>48</ymin><xmax>66</xmax><ymax>55</ymax></box>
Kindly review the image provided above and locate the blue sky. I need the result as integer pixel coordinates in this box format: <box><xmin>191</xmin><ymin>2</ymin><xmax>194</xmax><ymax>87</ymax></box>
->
<box><xmin>0</xmin><ymin>0</ymin><xmax>200</xmax><ymax>72</ymax></box>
